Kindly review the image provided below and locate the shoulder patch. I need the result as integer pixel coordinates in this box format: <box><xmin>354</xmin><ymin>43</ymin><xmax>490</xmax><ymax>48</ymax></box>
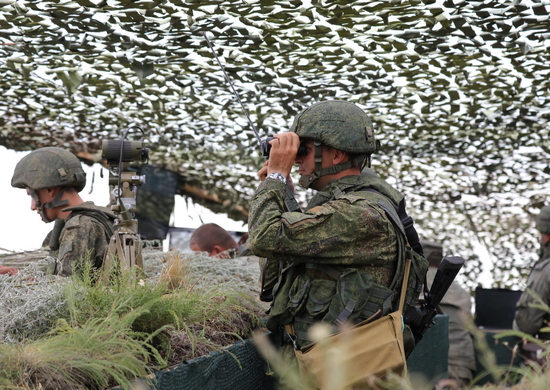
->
<box><xmin>282</xmin><ymin>206</ymin><xmax>334</xmax><ymax>228</ymax></box>
<box><xmin>282</xmin><ymin>213</ymin><xmax>320</xmax><ymax>228</ymax></box>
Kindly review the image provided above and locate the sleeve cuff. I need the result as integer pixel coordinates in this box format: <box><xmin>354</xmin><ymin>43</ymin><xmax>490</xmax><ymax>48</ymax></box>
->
<box><xmin>258</xmin><ymin>177</ymin><xmax>287</xmax><ymax>192</ymax></box>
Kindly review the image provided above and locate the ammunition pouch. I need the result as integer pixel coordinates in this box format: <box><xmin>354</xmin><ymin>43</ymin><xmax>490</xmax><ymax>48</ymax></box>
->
<box><xmin>267</xmin><ymin>262</ymin><xmax>403</xmax><ymax>348</ymax></box>
<box><xmin>293</xmin><ymin>259</ymin><xmax>413</xmax><ymax>390</ymax></box>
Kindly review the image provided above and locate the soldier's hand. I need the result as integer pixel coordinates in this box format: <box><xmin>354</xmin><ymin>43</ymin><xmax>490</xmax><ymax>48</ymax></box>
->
<box><xmin>267</xmin><ymin>133</ymin><xmax>300</xmax><ymax>177</ymax></box>
<box><xmin>257</xmin><ymin>161</ymin><xmax>269</xmax><ymax>181</ymax></box>
<box><xmin>0</xmin><ymin>265</ymin><xmax>18</xmax><ymax>276</ymax></box>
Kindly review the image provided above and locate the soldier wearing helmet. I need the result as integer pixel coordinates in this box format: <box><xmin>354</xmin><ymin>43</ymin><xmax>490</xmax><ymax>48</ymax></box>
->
<box><xmin>11</xmin><ymin>147</ymin><xmax>115</xmax><ymax>276</ymax></box>
<box><xmin>248</xmin><ymin>101</ymin><xmax>427</xmax><ymax>379</ymax></box>
<box><xmin>514</xmin><ymin>206</ymin><xmax>550</xmax><ymax>339</ymax></box>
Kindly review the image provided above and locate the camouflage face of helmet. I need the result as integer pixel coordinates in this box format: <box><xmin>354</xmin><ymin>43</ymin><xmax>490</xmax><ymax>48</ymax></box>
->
<box><xmin>290</xmin><ymin>100</ymin><xmax>380</xmax><ymax>189</ymax></box>
<box><xmin>536</xmin><ymin>206</ymin><xmax>550</xmax><ymax>235</ymax></box>
<box><xmin>11</xmin><ymin>147</ymin><xmax>86</xmax><ymax>223</ymax></box>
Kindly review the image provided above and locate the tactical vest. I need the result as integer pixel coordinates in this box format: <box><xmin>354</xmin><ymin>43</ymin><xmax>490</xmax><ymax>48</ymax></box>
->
<box><xmin>49</xmin><ymin>206</ymin><xmax>115</xmax><ymax>251</ymax></box>
<box><xmin>47</xmin><ymin>205</ymin><xmax>116</xmax><ymax>275</ymax></box>
<box><xmin>266</xmin><ymin>183</ymin><xmax>428</xmax><ymax>349</ymax></box>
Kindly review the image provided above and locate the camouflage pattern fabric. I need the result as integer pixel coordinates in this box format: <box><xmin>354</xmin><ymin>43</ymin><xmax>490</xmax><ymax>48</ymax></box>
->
<box><xmin>250</xmin><ymin>175</ymin><xmax>401</xmax><ymax>283</ymax></box>
<box><xmin>513</xmin><ymin>245</ymin><xmax>550</xmax><ymax>339</ymax></box>
<box><xmin>258</xmin><ymin>257</ymin><xmax>286</xmax><ymax>302</ymax></box>
<box><xmin>11</xmin><ymin>147</ymin><xmax>86</xmax><ymax>191</ymax></box>
<box><xmin>249</xmin><ymin>174</ymin><xmax>403</xmax><ymax>346</ymax></box>
<box><xmin>289</xmin><ymin>100</ymin><xmax>377</xmax><ymax>155</ymax></box>
<box><xmin>45</xmin><ymin>201</ymin><xmax>115</xmax><ymax>277</ymax></box>
<box><xmin>427</xmin><ymin>267</ymin><xmax>476</xmax><ymax>383</ymax></box>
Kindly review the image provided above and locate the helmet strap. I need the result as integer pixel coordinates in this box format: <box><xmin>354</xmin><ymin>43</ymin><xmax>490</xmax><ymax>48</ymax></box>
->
<box><xmin>28</xmin><ymin>188</ymin><xmax>53</xmax><ymax>223</ymax></box>
<box><xmin>298</xmin><ymin>141</ymin><xmax>365</xmax><ymax>189</ymax></box>
<box><xmin>42</xmin><ymin>187</ymin><xmax>69</xmax><ymax>209</ymax></box>
<box><xmin>299</xmin><ymin>141</ymin><xmax>323</xmax><ymax>189</ymax></box>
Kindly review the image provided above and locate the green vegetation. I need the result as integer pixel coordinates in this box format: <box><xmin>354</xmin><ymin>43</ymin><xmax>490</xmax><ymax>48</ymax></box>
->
<box><xmin>4</xmin><ymin>252</ymin><xmax>550</xmax><ymax>389</ymax></box>
<box><xmin>0</xmin><ymin>251</ymin><xmax>263</xmax><ymax>390</ymax></box>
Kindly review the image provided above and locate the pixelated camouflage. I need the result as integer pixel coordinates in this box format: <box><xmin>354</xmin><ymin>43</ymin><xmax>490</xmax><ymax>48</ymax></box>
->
<box><xmin>536</xmin><ymin>206</ymin><xmax>550</xmax><ymax>234</ymax></box>
<box><xmin>514</xmin><ymin>245</ymin><xmax>550</xmax><ymax>338</ymax></box>
<box><xmin>46</xmin><ymin>201</ymin><xmax>115</xmax><ymax>277</ymax></box>
<box><xmin>289</xmin><ymin>100</ymin><xmax>377</xmax><ymax>155</ymax></box>
<box><xmin>11</xmin><ymin>147</ymin><xmax>86</xmax><ymax>192</ymax></box>
<box><xmin>249</xmin><ymin>174</ymin><xmax>407</xmax><ymax>347</ymax></box>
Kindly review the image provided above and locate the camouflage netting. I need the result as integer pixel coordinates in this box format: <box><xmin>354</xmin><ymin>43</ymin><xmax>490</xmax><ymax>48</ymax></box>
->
<box><xmin>145</xmin><ymin>249</ymin><xmax>265</xmax><ymax>302</ymax></box>
<box><xmin>0</xmin><ymin>248</ymin><xmax>267</xmax><ymax>343</ymax></box>
<box><xmin>1</xmin><ymin>0</ymin><xmax>549</xmax><ymax>290</ymax></box>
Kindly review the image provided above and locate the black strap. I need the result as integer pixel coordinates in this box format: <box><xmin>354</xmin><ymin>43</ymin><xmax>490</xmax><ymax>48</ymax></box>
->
<box><xmin>49</xmin><ymin>218</ymin><xmax>66</xmax><ymax>251</ymax></box>
<box><xmin>334</xmin><ymin>298</ymin><xmax>357</xmax><ymax>326</ymax></box>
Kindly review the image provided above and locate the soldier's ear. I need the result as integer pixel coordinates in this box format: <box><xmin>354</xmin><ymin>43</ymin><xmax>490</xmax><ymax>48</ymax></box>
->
<box><xmin>332</xmin><ymin>149</ymin><xmax>348</xmax><ymax>165</ymax></box>
<box><xmin>210</xmin><ymin>245</ymin><xmax>224</xmax><ymax>257</ymax></box>
<box><xmin>46</xmin><ymin>187</ymin><xmax>61</xmax><ymax>197</ymax></box>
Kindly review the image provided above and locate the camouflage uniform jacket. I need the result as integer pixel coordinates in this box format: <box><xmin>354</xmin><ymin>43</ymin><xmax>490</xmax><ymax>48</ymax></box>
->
<box><xmin>249</xmin><ymin>174</ymin><xmax>405</xmax><ymax>346</ymax></box>
<box><xmin>427</xmin><ymin>267</ymin><xmax>476</xmax><ymax>383</ymax></box>
<box><xmin>45</xmin><ymin>201</ymin><xmax>115</xmax><ymax>277</ymax></box>
<box><xmin>514</xmin><ymin>245</ymin><xmax>550</xmax><ymax>338</ymax></box>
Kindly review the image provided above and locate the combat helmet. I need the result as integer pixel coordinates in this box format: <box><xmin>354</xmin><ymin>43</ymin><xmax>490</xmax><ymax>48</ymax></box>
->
<box><xmin>290</xmin><ymin>100</ymin><xmax>380</xmax><ymax>188</ymax></box>
<box><xmin>11</xmin><ymin>147</ymin><xmax>86</xmax><ymax>223</ymax></box>
<box><xmin>536</xmin><ymin>206</ymin><xmax>550</xmax><ymax>235</ymax></box>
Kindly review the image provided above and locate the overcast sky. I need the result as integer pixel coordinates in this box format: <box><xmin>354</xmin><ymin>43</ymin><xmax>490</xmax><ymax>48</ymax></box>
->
<box><xmin>0</xmin><ymin>146</ymin><xmax>247</xmax><ymax>254</ymax></box>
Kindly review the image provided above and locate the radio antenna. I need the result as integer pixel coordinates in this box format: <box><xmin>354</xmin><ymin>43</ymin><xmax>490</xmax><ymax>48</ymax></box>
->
<box><xmin>202</xmin><ymin>32</ymin><xmax>263</xmax><ymax>147</ymax></box>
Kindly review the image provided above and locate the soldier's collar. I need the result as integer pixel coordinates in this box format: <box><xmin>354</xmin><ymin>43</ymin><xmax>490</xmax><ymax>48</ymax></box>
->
<box><xmin>308</xmin><ymin>175</ymin><xmax>364</xmax><ymax>207</ymax></box>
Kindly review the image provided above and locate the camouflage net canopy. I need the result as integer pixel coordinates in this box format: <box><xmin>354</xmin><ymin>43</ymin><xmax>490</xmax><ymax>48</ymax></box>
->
<box><xmin>1</xmin><ymin>0</ymin><xmax>549</xmax><ymax>290</ymax></box>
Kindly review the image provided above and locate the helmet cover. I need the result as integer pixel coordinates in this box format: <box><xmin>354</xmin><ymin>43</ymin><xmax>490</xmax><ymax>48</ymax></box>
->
<box><xmin>290</xmin><ymin>100</ymin><xmax>377</xmax><ymax>155</ymax></box>
<box><xmin>11</xmin><ymin>147</ymin><xmax>86</xmax><ymax>192</ymax></box>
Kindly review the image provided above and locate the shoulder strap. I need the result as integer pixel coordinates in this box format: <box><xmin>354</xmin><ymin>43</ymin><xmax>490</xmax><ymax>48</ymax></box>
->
<box><xmin>399</xmin><ymin>258</ymin><xmax>412</xmax><ymax>312</ymax></box>
<box><xmin>358</xmin><ymin>187</ymin><xmax>429</xmax><ymax>301</ymax></box>
<box><xmin>69</xmin><ymin>209</ymin><xmax>115</xmax><ymax>241</ymax></box>
<box><xmin>359</xmin><ymin>188</ymin><xmax>424</xmax><ymax>258</ymax></box>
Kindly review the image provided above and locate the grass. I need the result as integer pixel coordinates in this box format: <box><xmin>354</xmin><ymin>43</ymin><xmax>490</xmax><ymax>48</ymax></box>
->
<box><xmin>0</xmin><ymin>314</ymin><xmax>157</xmax><ymax>390</ymax></box>
<box><xmin>14</xmin><ymin>250</ymin><xmax>550</xmax><ymax>390</ymax></box>
<box><xmin>0</xmin><ymin>250</ymin><xmax>263</xmax><ymax>389</ymax></box>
